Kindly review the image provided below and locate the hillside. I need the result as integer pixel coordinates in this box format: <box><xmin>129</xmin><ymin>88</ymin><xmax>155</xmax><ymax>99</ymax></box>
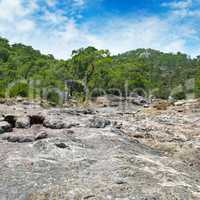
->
<box><xmin>0</xmin><ymin>37</ymin><xmax>200</xmax><ymax>103</ymax></box>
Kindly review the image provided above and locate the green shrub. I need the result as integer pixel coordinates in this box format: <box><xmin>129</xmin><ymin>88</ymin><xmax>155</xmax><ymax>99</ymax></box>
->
<box><xmin>172</xmin><ymin>91</ymin><xmax>186</xmax><ymax>100</ymax></box>
<box><xmin>0</xmin><ymin>48</ymin><xmax>9</xmax><ymax>62</ymax></box>
<box><xmin>9</xmin><ymin>82</ymin><xmax>29</xmax><ymax>97</ymax></box>
<box><xmin>0</xmin><ymin>89</ymin><xmax>5</xmax><ymax>98</ymax></box>
<box><xmin>46</xmin><ymin>90</ymin><xmax>64</xmax><ymax>106</ymax></box>
<box><xmin>171</xmin><ymin>85</ymin><xmax>186</xmax><ymax>100</ymax></box>
<box><xmin>151</xmin><ymin>87</ymin><xmax>170</xmax><ymax>99</ymax></box>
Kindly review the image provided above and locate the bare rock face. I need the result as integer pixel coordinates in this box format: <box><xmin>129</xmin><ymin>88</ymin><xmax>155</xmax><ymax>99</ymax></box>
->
<box><xmin>0</xmin><ymin>121</ymin><xmax>12</xmax><ymax>134</ymax></box>
<box><xmin>0</xmin><ymin>100</ymin><xmax>200</xmax><ymax>199</ymax></box>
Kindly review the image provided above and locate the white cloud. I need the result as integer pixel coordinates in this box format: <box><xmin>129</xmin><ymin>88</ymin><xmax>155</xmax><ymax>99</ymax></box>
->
<box><xmin>73</xmin><ymin>0</ymin><xmax>85</xmax><ymax>7</ymax></box>
<box><xmin>16</xmin><ymin>19</ymin><xmax>36</xmax><ymax>32</ymax></box>
<box><xmin>163</xmin><ymin>0</ymin><xmax>200</xmax><ymax>18</ymax></box>
<box><xmin>46</xmin><ymin>0</ymin><xmax>56</xmax><ymax>7</ymax></box>
<box><xmin>81</xmin><ymin>17</ymin><xmax>189</xmax><ymax>55</ymax></box>
<box><xmin>172</xmin><ymin>8</ymin><xmax>200</xmax><ymax>17</ymax></box>
<box><xmin>26</xmin><ymin>16</ymin><xmax>197</xmax><ymax>58</ymax></box>
<box><xmin>0</xmin><ymin>0</ymin><xmax>199</xmax><ymax>59</ymax></box>
<box><xmin>0</xmin><ymin>0</ymin><xmax>27</xmax><ymax>20</ymax></box>
<box><xmin>162</xmin><ymin>0</ymin><xmax>192</xmax><ymax>10</ymax></box>
<box><xmin>0</xmin><ymin>0</ymin><xmax>36</xmax><ymax>37</ymax></box>
<box><xmin>163</xmin><ymin>39</ymin><xmax>186</xmax><ymax>52</ymax></box>
<box><xmin>42</xmin><ymin>10</ymin><xmax>69</xmax><ymax>25</ymax></box>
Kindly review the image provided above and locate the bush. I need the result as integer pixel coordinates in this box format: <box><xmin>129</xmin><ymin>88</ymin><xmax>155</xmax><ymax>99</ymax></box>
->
<box><xmin>171</xmin><ymin>85</ymin><xmax>186</xmax><ymax>100</ymax></box>
<box><xmin>45</xmin><ymin>89</ymin><xmax>64</xmax><ymax>106</ymax></box>
<box><xmin>151</xmin><ymin>87</ymin><xmax>170</xmax><ymax>99</ymax></box>
<box><xmin>0</xmin><ymin>90</ymin><xmax>5</xmax><ymax>98</ymax></box>
<box><xmin>172</xmin><ymin>91</ymin><xmax>186</xmax><ymax>100</ymax></box>
<box><xmin>0</xmin><ymin>48</ymin><xmax>9</xmax><ymax>62</ymax></box>
<box><xmin>9</xmin><ymin>82</ymin><xmax>29</xmax><ymax>97</ymax></box>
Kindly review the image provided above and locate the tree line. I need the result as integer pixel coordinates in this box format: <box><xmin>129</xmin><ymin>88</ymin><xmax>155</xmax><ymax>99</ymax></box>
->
<box><xmin>0</xmin><ymin>36</ymin><xmax>200</xmax><ymax>104</ymax></box>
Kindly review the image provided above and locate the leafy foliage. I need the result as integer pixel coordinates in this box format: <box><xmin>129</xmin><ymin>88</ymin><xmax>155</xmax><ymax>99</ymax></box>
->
<box><xmin>0</xmin><ymin>36</ymin><xmax>199</xmax><ymax>102</ymax></box>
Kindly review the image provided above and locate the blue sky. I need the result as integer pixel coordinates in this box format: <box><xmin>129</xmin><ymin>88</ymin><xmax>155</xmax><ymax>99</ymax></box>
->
<box><xmin>0</xmin><ymin>0</ymin><xmax>199</xmax><ymax>58</ymax></box>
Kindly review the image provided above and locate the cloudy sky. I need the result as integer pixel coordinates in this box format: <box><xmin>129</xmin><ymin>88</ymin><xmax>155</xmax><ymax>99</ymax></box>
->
<box><xmin>0</xmin><ymin>0</ymin><xmax>199</xmax><ymax>58</ymax></box>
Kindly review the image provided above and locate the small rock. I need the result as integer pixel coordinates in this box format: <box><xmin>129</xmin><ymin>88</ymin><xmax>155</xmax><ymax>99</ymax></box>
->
<box><xmin>35</xmin><ymin>131</ymin><xmax>48</xmax><ymax>140</ymax></box>
<box><xmin>16</xmin><ymin>96</ymin><xmax>24</xmax><ymax>102</ymax></box>
<box><xmin>55</xmin><ymin>142</ymin><xmax>68</xmax><ymax>149</ymax></box>
<box><xmin>89</xmin><ymin>117</ymin><xmax>111</xmax><ymax>128</ymax></box>
<box><xmin>143</xmin><ymin>104</ymin><xmax>149</xmax><ymax>108</ymax></box>
<box><xmin>113</xmin><ymin>121</ymin><xmax>122</xmax><ymax>129</ymax></box>
<box><xmin>22</xmin><ymin>101</ymin><xmax>32</xmax><ymax>105</ymax></box>
<box><xmin>83</xmin><ymin>195</ymin><xmax>96</xmax><ymax>199</ymax></box>
<box><xmin>114</xmin><ymin>178</ymin><xmax>126</xmax><ymax>185</ymax></box>
<box><xmin>65</xmin><ymin>122</ymin><xmax>79</xmax><ymax>129</ymax></box>
<box><xmin>174</xmin><ymin>100</ymin><xmax>185</xmax><ymax>106</ymax></box>
<box><xmin>66</xmin><ymin>130</ymin><xmax>74</xmax><ymax>134</ymax></box>
<box><xmin>15</xmin><ymin>117</ymin><xmax>30</xmax><ymax>129</ymax></box>
<box><xmin>95</xmin><ymin>96</ymin><xmax>111</xmax><ymax>107</ymax></box>
<box><xmin>128</xmin><ymin>94</ymin><xmax>149</xmax><ymax>106</ymax></box>
<box><xmin>0</xmin><ymin>121</ymin><xmax>12</xmax><ymax>134</ymax></box>
<box><xmin>133</xmin><ymin>134</ymin><xmax>145</xmax><ymax>139</ymax></box>
<box><xmin>63</xmin><ymin>108</ymin><xmax>96</xmax><ymax>115</ymax></box>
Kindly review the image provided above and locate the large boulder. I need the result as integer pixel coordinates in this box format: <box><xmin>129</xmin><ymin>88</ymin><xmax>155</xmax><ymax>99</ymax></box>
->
<box><xmin>3</xmin><ymin>131</ymin><xmax>48</xmax><ymax>143</ymax></box>
<box><xmin>0</xmin><ymin>121</ymin><xmax>12</xmax><ymax>134</ymax></box>
<box><xmin>29</xmin><ymin>114</ymin><xmax>45</xmax><ymax>125</ymax></box>
<box><xmin>43</xmin><ymin>117</ymin><xmax>65</xmax><ymax>129</ymax></box>
<box><xmin>4</xmin><ymin>114</ymin><xmax>17</xmax><ymax>127</ymax></box>
<box><xmin>15</xmin><ymin>117</ymin><xmax>30</xmax><ymax>129</ymax></box>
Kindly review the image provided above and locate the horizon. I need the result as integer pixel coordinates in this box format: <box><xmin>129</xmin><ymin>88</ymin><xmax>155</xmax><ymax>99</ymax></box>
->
<box><xmin>2</xmin><ymin>36</ymin><xmax>196</xmax><ymax>60</ymax></box>
<box><xmin>0</xmin><ymin>0</ymin><xmax>199</xmax><ymax>59</ymax></box>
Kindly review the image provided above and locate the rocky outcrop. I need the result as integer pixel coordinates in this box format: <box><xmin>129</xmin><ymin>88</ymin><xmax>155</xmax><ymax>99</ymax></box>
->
<box><xmin>0</xmin><ymin>100</ymin><xmax>200</xmax><ymax>199</ymax></box>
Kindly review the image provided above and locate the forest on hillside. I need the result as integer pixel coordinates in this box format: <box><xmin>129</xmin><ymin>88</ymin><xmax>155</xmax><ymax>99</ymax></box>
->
<box><xmin>0</xmin><ymin>36</ymin><xmax>200</xmax><ymax>104</ymax></box>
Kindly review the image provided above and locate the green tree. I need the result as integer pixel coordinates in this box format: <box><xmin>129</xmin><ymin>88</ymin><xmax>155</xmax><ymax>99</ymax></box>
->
<box><xmin>71</xmin><ymin>47</ymin><xmax>110</xmax><ymax>98</ymax></box>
